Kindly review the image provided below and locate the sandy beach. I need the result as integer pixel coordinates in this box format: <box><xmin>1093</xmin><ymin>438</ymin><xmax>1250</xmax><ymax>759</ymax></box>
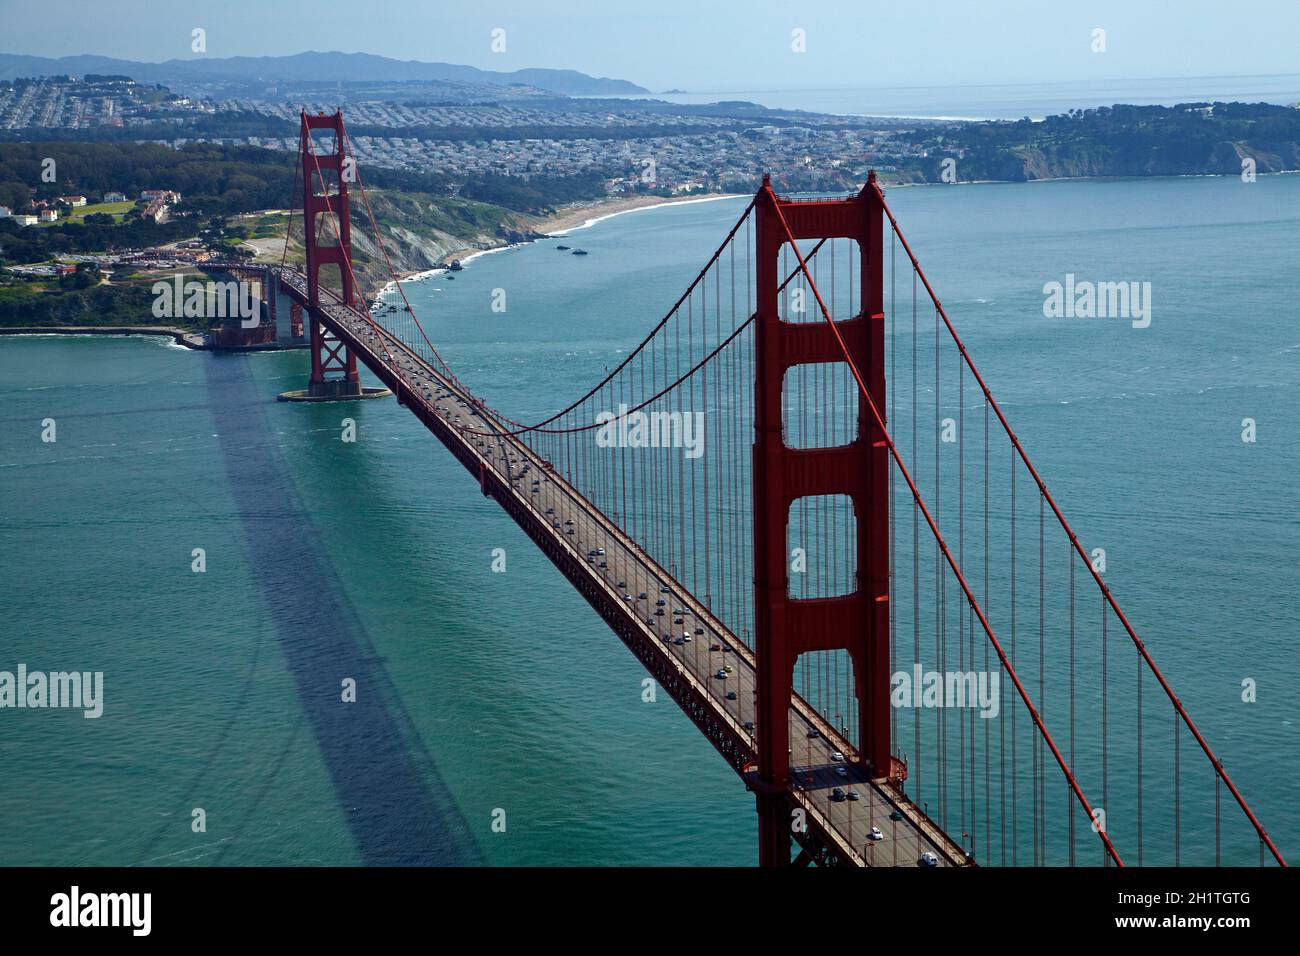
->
<box><xmin>433</xmin><ymin>193</ymin><xmax>744</xmax><ymax>269</ymax></box>
<box><xmin>532</xmin><ymin>192</ymin><xmax>744</xmax><ymax>235</ymax></box>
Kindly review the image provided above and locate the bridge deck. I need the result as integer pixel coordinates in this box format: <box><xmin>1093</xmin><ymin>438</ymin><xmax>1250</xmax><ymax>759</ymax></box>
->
<box><xmin>277</xmin><ymin>267</ymin><xmax>969</xmax><ymax>867</ymax></box>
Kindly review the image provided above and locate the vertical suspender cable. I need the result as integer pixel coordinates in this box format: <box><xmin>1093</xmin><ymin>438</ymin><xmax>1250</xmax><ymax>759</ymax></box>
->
<box><xmin>1036</xmin><ymin>493</ymin><xmax>1043</xmax><ymax>865</ymax></box>
<box><xmin>984</xmin><ymin>398</ymin><xmax>991</xmax><ymax>862</ymax></box>
<box><xmin>1102</xmin><ymin>599</ymin><xmax>1109</xmax><ymax>866</ymax></box>
<box><xmin>1138</xmin><ymin>638</ymin><xmax>1144</xmax><ymax>866</ymax></box>
<box><xmin>1069</xmin><ymin>546</ymin><xmax>1076</xmax><ymax>866</ymax></box>
<box><xmin>935</xmin><ymin>304</ymin><xmax>945</xmax><ymax>829</ymax></box>
<box><xmin>890</xmin><ymin>229</ymin><xmax>898</xmax><ymax>757</ymax></box>
<box><xmin>959</xmin><ymin>352</ymin><xmax>966</xmax><ymax>846</ymax></box>
<box><xmin>1010</xmin><ymin>445</ymin><xmax>1017</xmax><ymax>865</ymax></box>
<box><xmin>913</xmin><ymin>266</ymin><xmax>921</xmax><ymax>808</ymax></box>
<box><xmin>1175</xmin><ymin>711</ymin><xmax>1181</xmax><ymax>867</ymax></box>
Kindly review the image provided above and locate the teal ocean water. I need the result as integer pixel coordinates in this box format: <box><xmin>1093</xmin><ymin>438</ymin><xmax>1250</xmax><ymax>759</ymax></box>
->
<box><xmin>1</xmin><ymin>173</ymin><xmax>1296</xmax><ymax>865</ymax></box>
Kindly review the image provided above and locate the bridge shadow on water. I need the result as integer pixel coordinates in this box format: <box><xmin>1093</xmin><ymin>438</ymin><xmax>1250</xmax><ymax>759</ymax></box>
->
<box><xmin>200</xmin><ymin>354</ymin><xmax>481</xmax><ymax>866</ymax></box>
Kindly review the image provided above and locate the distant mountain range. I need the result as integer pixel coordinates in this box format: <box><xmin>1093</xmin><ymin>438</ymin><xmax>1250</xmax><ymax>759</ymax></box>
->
<box><xmin>0</xmin><ymin>51</ymin><xmax>649</xmax><ymax>96</ymax></box>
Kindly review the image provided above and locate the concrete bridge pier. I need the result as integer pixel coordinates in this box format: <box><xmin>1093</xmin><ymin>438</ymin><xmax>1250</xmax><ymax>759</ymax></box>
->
<box><xmin>278</xmin><ymin>318</ymin><xmax>390</xmax><ymax>402</ymax></box>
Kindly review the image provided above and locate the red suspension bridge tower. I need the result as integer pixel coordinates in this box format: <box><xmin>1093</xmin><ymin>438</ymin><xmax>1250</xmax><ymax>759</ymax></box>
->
<box><xmin>752</xmin><ymin>174</ymin><xmax>893</xmax><ymax>865</ymax></box>
<box><xmin>300</xmin><ymin>110</ymin><xmax>363</xmax><ymax>400</ymax></box>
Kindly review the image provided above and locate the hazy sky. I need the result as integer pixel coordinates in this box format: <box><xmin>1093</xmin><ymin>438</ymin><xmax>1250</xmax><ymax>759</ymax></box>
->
<box><xmin>2</xmin><ymin>0</ymin><xmax>1297</xmax><ymax>92</ymax></box>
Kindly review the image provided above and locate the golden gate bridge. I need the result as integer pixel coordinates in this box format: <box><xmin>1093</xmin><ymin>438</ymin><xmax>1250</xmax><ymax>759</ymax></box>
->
<box><xmin>273</xmin><ymin>109</ymin><xmax>1284</xmax><ymax>868</ymax></box>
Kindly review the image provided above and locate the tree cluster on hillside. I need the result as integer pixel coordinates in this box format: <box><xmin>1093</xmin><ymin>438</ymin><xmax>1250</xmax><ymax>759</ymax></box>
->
<box><xmin>0</xmin><ymin>215</ymin><xmax>196</xmax><ymax>265</ymax></box>
<box><xmin>903</xmin><ymin>102</ymin><xmax>1300</xmax><ymax>181</ymax></box>
<box><xmin>0</xmin><ymin>141</ymin><xmax>296</xmax><ymax>214</ymax></box>
<box><xmin>0</xmin><ymin>139</ymin><xmax>607</xmax><ymax>239</ymax></box>
<box><xmin>0</xmin><ymin>281</ymin><xmax>156</xmax><ymax>327</ymax></box>
<box><xmin>456</xmin><ymin>170</ymin><xmax>607</xmax><ymax>213</ymax></box>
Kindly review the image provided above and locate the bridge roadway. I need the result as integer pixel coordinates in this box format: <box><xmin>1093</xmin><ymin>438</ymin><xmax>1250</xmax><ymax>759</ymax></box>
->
<box><xmin>277</xmin><ymin>267</ymin><xmax>970</xmax><ymax>867</ymax></box>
